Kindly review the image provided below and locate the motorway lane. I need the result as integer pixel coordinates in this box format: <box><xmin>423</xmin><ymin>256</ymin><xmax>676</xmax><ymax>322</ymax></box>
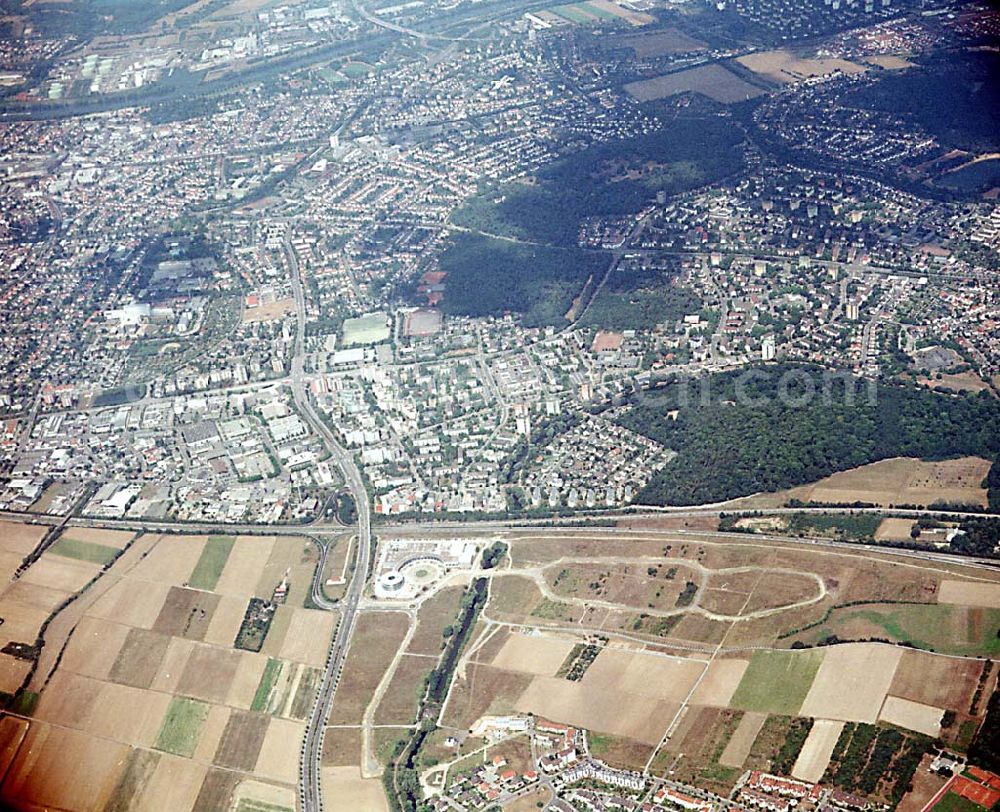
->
<box><xmin>286</xmin><ymin>234</ymin><xmax>373</xmax><ymax>812</ymax></box>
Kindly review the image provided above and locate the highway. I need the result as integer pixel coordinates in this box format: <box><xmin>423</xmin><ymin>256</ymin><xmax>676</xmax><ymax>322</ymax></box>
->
<box><xmin>284</xmin><ymin>233</ymin><xmax>373</xmax><ymax>812</ymax></box>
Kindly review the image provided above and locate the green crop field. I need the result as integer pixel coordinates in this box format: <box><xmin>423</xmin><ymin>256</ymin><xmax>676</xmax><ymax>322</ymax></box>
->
<box><xmin>154</xmin><ymin>697</ymin><xmax>209</xmax><ymax>757</ymax></box>
<box><xmin>188</xmin><ymin>535</ymin><xmax>235</xmax><ymax>591</ymax></box>
<box><xmin>730</xmin><ymin>649</ymin><xmax>824</xmax><ymax>715</ymax></box>
<box><xmin>792</xmin><ymin>603</ymin><xmax>1000</xmax><ymax>657</ymax></box>
<box><xmin>581</xmin><ymin>1</ymin><xmax>618</xmax><ymax>20</ymax></box>
<box><xmin>251</xmin><ymin>658</ymin><xmax>283</xmax><ymax>713</ymax></box>
<box><xmin>235</xmin><ymin>800</ymin><xmax>293</xmax><ymax>812</ymax></box>
<box><xmin>551</xmin><ymin>3</ymin><xmax>592</xmax><ymax>23</ymax></box>
<box><xmin>49</xmin><ymin>537</ymin><xmax>120</xmax><ymax>566</ymax></box>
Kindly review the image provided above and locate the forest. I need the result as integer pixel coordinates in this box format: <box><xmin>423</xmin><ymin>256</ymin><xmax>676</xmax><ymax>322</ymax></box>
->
<box><xmin>844</xmin><ymin>51</ymin><xmax>1000</xmax><ymax>155</ymax></box>
<box><xmin>970</xmin><ymin>684</ymin><xmax>1000</xmax><ymax>774</ymax></box>
<box><xmin>451</xmin><ymin>114</ymin><xmax>744</xmax><ymax>247</ymax></box>
<box><xmin>580</xmin><ymin>264</ymin><xmax>702</xmax><ymax>331</ymax></box>
<box><xmin>436</xmin><ymin>233</ymin><xmax>608</xmax><ymax>326</ymax></box>
<box><xmin>619</xmin><ymin>364</ymin><xmax>1000</xmax><ymax>505</ymax></box>
<box><xmin>986</xmin><ymin>452</ymin><xmax>1000</xmax><ymax>511</ymax></box>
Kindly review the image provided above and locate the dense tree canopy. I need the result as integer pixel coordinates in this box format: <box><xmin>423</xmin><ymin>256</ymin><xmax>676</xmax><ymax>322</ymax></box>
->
<box><xmin>437</xmin><ymin>234</ymin><xmax>608</xmax><ymax>326</ymax></box>
<box><xmin>619</xmin><ymin>365</ymin><xmax>1000</xmax><ymax>505</ymax></box>
<box><xmin>452</xmin><ymin>115</ymin><xmax>744</xmax><ymax>247</ymax></box>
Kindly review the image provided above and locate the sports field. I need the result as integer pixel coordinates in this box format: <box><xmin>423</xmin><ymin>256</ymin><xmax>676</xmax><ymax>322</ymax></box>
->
<box><xmin>342</xmin><ymin>313</ymin><xmax>390</xmax><ymax>346</ymax></box>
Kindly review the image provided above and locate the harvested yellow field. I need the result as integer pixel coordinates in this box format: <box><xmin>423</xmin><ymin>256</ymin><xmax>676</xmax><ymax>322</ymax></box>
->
<box><xmin>0</xmin><ymin>600</ymin><xmax>52</xmax><ymax>650</ymax></box>
<box><xmin>2</xmin><ymin>723</ymin><xmax>127</xmax><ymax>810</ymax></box>
<box><xmin>19</xmin><ymin>554</ymin><xmax>99</xmax><ymax>592</ymax></box>
<box><xmin>322</xmin><ymin>766</ymin><xmax>389</xmax><ymax>811</ymax></box>
<box><xmin>719</xmin><ymin>711</ymin><xmax>766</xmax><ymax>768</ymax></box>
<box><xmin>783</xmin><ymin>457</ymin><xmax>991</xmax><ymax>507</ymax></box>
<box><xmin>490</xmin><ymin>633</ymin><xmax>577</xmax><ymax>676</ymax></box>
<box><xmin>737</xmin><ymin>50</ymin><xmax>866</xmax><ymax>83</ymax></box>
<box><xmin>875</xmin><ymin>518</ymin><xmax>917</xmax><ymax>542</ymax></box>
<box><xmin>256</xmin><ymin>536</ymin><xmax>320</xmax><ymax>607</ymax></box>
<box><xmin>177</xmin><ymin>643</ymin><xmax>241</xmax><ymax>703</ymax></box>
<box><xmin>3</xmin><ymin>579</ymin><xmax>72</xmax><ymax>611</ymax></box>
<box><xmin>150</xmin><ymin>637</ymin><xmax>196</xmax><ymax>694</ymax></box>
<box><xmin>34</xmin><ymin>670</ymin><xmax>103</xmax><ymax>728</ymax></box>
<box><xmin>193</xmin><ymin>704</ymin><xmax>232</xmax><ymax>762</ymax></box>
<box><xmin>128</xmin><ymin>535</ymin><xmax>207</xmax><ymax>585</ymax></box>
<box><xmin>254</xmin><ymin>717</ymin><xmax>307</xmax><ymax>783</ymax></box>
<box><xmin>864</xmin><ymin>54</ymin><xmax>913</xmax><ymax>69</ymax></box>
<box><xmin>0</xmin><ymin>658</ymin><xmax>31</xmax><ymax>695</ymax></box>
<box><xmin>581</xmin><ymin>649</ymin><xmax>704</xmax><ymax>701</ymax></box>
<box><xmin>88</xmin><ymin>578</ymin><xmax>171</xmax><ymax>628</ymax></box>
<box><xmin>0</xmin><ymin>716</ymin><xmax>27</xmax><ymax>780</ymax></box>
<box><xmin>215</xmin><ymin>536</ymin><xmax>276</xmax><ymax>597</ymax></box>
<box><xmin>226</xmin><ymin>651</ymin><xmax>271</xmax><ymax>709</ymax></box>
<box><xmin>59</xmin><ymin>527</ymin><xmax>134</xmax><ymax>549</ymax></box>
<box><xmin>799</xmin><ymin>643</ymin><xmax>902</xmax><ymax>723</ymax></box>
<box><xmin>203</xmin><ymin>595</ymin><xmax>250</xmax><ymax>647</ymax></box>
<box><xmin>0</xmin><ymin>520</ymin><xmax>47</xmax><ymax>553</ymax></box>
<box><xmin>138</xmin><ymin>752</ymin><xmax>208</xmax><ymax>810</ymax></box>
<box><xmin>85</xmin><ymin>682</ymin><xmax>170</xmax><ymax>746</ymax></box>
<box><xmin>938</xmin><ymin>580</ymin><xmax>1000</xmax><ymax>608</ymax></box>
<box><xmin>60</xmin><ymin>616</ymin><xmax>131</xmax><ymax>680</ymax></box>
<box><xmin>514</xmin><ymin>675</ymin><xmax>677</xmax><ymax>744</ymax></box>
<box><xmin>879</xmin><ymin>696</ymin><xmax>943</xmax><ymax>737</ymax></box>
<box><xmin>279</xmin><ymin>609</ymin><xmax>336</xmax><ymax>667</ymax></box>
<box><xmin>588</xmin><ymin>0</ymin><xmax>654</xmax><ymax>25</ymax></box>
<box><xmin>690</xmin><ymin>659</ymin><xmax>749</xmax><ymax>706</ymax></box>
<box><xmin>0</xmin><ymin>552</ymin><xmax>25</xmax><ymax>582</ymax></box>
<box><xmin>0</xmin><ymin>524</ymin><xmax>330</xmax><ymax>812</ymax></box>
<box><xmin>792</xmin><ymin>719</ymin><xmax>844</xmax><ymax>782</ymax></box>
<box><xmin>916</xmin><ymin>372</ymin><xmax>992</xmax><ymax>393</ymax></box>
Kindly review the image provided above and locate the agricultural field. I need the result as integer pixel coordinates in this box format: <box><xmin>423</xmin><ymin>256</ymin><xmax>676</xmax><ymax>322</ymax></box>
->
<box><xmin>784</xmin><ymin>602</ymin><xmax>1000</xmax><ymax>657</ymax></box>
<box><xmin>603</xmin><ymin>27</ymin><xmax>707</xmax><ymax>58</ymax></box>
<box><xmin>792</xmin><ymin>719</ymin><xmax>844</xmax><ymax>782</ymax></box>
<box><xmin>321</xmin><ymin>766</ymin><xmax>388</xmax><ymax>811</ymax></box>
<box><xmin>0</xmin><ymin>529</ymin><xmax>330</xmax><ymax>811</ymax></box>
<box><xmin>916</xmin><ymin>371</ymin><xmax>994</xmax><ymax>394</ymax></box>
<box><xmin>737</xmin><ymin>50</ymin><xmax>867</xmax><ymax>84</ymax></box>
<box><xmin>434</xmin><ymin>528</ymin><xmax>998</xmax><ymax>789</ymax></box>
<box><xmin>543</xmin><ymin>0</ymin><xmax>654</xmax><ymax>26</ymax></box>
<box><xmin>781</xmin><ymin>456</ymin><xmax>992</xmax><ymax>508</ymax></box>
<box><xmin>624</xmin><ymin>64</ymin><xmax>766</xmax><ymax>103</ymax></box>
<box><xmin>0</xmin><ymin>523</ymin><xmax>132</xmax><ymax>695</ymax></box>
<box><xmin>328</xmin><ymin>611</ymin><xmax>409</xmax><ymax>725</ymax></box>
<box><xmin>719</xmin><ymin>711</ymin><xmax>767</xmax><ymax>768</ymax></box>
<box><xmin>5</xmin><ymin>522</ymin><xmax>998</xmax><ymax>807</ymax></box>
<box><xmin>729</xmin><ymin>650</ymin><xmax>824</xmax><ymax>715</ymax></box>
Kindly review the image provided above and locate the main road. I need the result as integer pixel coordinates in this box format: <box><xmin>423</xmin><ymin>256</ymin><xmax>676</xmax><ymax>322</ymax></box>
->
<box><xmin>284</xmin><ymin>233</ymin><xmax>373</xmax><ymax>812</ymax></box>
